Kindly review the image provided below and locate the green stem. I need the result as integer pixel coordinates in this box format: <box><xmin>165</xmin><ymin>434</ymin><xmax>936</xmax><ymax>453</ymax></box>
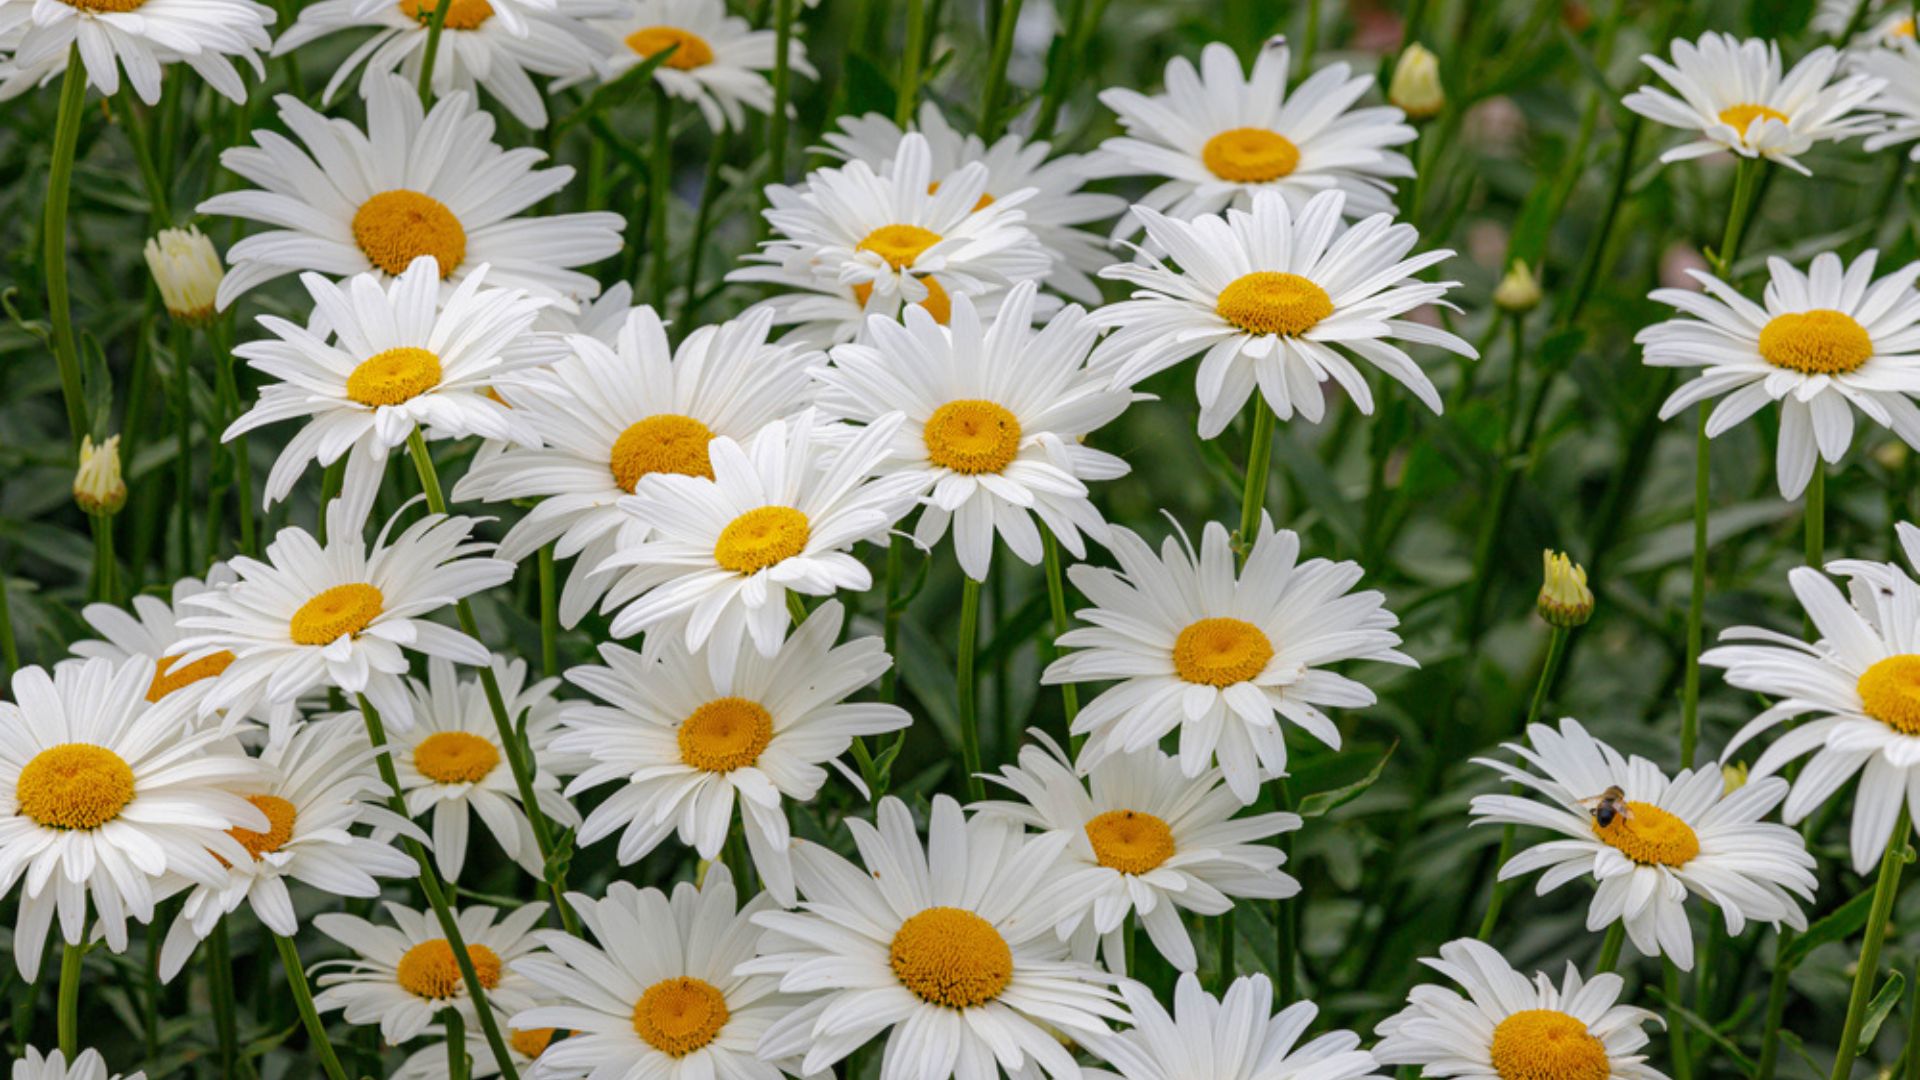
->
<box><xmin>979</xmin><ymin>0</ymin><xmax>1025</xmax><ymax>140</ymax></box>
<box><xmin>1679</xmin><ymin>410</ymin><xmax>1708</xmax><ymax>771</ymax></box>
<box><xmin>415</xmin><ymin>0</ymin><xmax>455</xmax><ymax>105</ymax></box>
<box><xmin>649</xmin><ymin>86</ymin><xmax>673</xmax><ymax>314</ymax></box>
<box><xmin>1832</xmin><ymin>813</ymin><xmax>1912</xmax><ymax>1080</ymax></box>
<box><xmin>1756</xmin><ymin>929</ymin><xmax>1795</xmax><ymax>1080</ymax></box>
<box><xmin>538</xmin><ymin>545</ymin><xmax>559</xmax><ymax>678</ymax></box>
<box><xmin>274</xmin><ymin>934</ymin><xmax>350</xmax><ymax>1080</ymax></box>
<box><xmin>767</xmin><ymin>0</ymin><xmax>795</xmax><ymax>187</ymax></box>
<box><xmin>1664</xmin><ymin>960</ymin><xmax>1693</xmax><ymax>1080</ymax></box>
<box><xmin>880</xmin><ymin>533</ymin><xmax>906</xmax><ymax>703</ymax></box>
<box><xmin>683</xmin><ymin>126</ymin><xmax>731</xmax><ymax>322</ymax></box>
<box><xmin>1041</xmin><ymin>532</ymin><xmax>1080</xmax><ymax>727</ymax></box>
<box><xmin>1904</xmin><ymin>956</ymin><xmax>1920</xmax><ymax>1080</ymax></box>
<box><xmin>957</xmin><ymin>576</ymin><xmax>984</xmax><ymax>801</ymax></box>
<box><xmin>1595</xmin><ymin>922</ymin><xmax>1626</xmax><ymax>974</ymax></box>
<box><xmin>896</xmin><ymin>0</ymin><xmax>927</xmax><ymax>127</ymax></box>
<box><xmin>114</xmin><ymin>92</ymin><xmax>169</xmax><ymax>223</ymax></box>
<box><xmin>1029</xmin><ymin>0</ymin><xmax>1087</xmax><ymax>139</ymax></box>
<box><xmin>1237</xmin><ymin>398</ymin><xmax>1276</xmax><ymax>553</ymax></box>
<box><xmin>0</xmin><ymin>560</ymin><xmax>17</xmax><ymax>686</ymax></box>
<box><xmin>1479</xmin><ymin>624</ymin><xmax>1570</xmax><ymax>939</ymax></box>
<box><xmin>356</xmin><ymin>693</ymin><xmax>523</xmax><ymax>1080</ymax></box>
<box><xmin>56</xmin><ymin>933</ymin><xmax>83</xmax><ymax>1058</ymax></box>
<box><xmin>208</xmin><ymin>918</ymin><xmax>239</xmax><ymax>1078</ymax></box>
<box><xmin>44</xmin><ymin>45</ymin><xmax>91</xmax><ymax>452</ymax></box>
<box><xmin>1807</xmin><ymin>466</ymin><xmax>1826</xmax><ymax>567</ymax></box>
<box><xmin>214</xmin><ymin>318</ymin><xmax>256</xmax><ymax>555</ymax></box>
<box><xmin>172</xmin><ymin>321</ymin><xmax>195</xmax><ymax>576</ymax></box>
<box><xmin>445</xmin><ymin>1008</ymin><xmax>469</xmax><ymax>1080</ymax></box>
<box><xmin>1214</xmin><ymin>908</ymin><xmax>1235</xmax><ymax>987</ymax></box>
<box><xmin>89</xmin><ymin>513</ymin><xmax>115</xmax><ymax>604</ymax></box>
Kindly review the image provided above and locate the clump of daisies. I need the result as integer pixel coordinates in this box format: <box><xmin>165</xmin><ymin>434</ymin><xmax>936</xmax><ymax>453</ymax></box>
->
<box><xmin>0</xmin><ymin>0</ymin><xmax>274</xmax><ymax>105</ymax></box>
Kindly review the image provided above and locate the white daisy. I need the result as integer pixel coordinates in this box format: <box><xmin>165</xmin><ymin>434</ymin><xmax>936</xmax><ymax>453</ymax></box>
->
<box><xmin>594</xmin><ymin>0</ymin><xmax>815</xmax><ymax>132</ymax></box>
<box><xmin>0</xmin><ymin>0</ymin><xmax>271</xmax><ymax>105</ymax></box>
<box><xmin>727</xmin><ymin>133</ymin><xmax>1055</xmax><ymax>348</ymax></box>
<box><xmin>450</xmin><ymin>305</ymin><xmax>812</xmax><ymax>627</ymax></box>
<box><xmin>199</xmin><ymin>75</ymin><xmax>624</xmax><ymax>309</ymax></box>
<box><xmin>510</xmin><ymin>864</ymin><xmax>797</xmax><ymax>1079</ymax></box>
<box><xmin>312</xmin><ymin>900</ymin><xmax>548</xmax><ymax>1044</ymax></box>
<box><xmin>271</xmin><ymin>0</ymin><xmax>613</xmax><ymax>129</ymax></box>
<box><xmin>384</xmin><ymin>657</ymin><xmax>578</xmax><ymax>883</ymax></box>
<box><xmin>744</xmin><ymin>795</ymin><xmax>1128</xmax><ymax>1080</ymax></box>
<box><xmin>393</xmin><ymin>1015</ymin><xmax>556</xmax><ymax>1080</ymax></box>
<box><xmin>1081</xmin><ymin>973</ymin><xmax>1380</xmax><ymax>1080</ymax></box>
<box><xmin>1044</xmin><ymin>516</ymin><xmax>1413</xmax><ymax>804</ymax></box>
<box><xmin>1090</xmin><ymin>188</ymin><xmax>1474</xmax><ymax>438</ymax></box>
<box><xmin>156</xmin><ymin>715</ymin><xmax>420</xmax><ymax>981</ymax></box>
<box><xmin>1861</xmin><ymin>43</ymin><xmax>1920</xmax><ymax>160</ymax></box>
<box><xmin>1468</xmin><ymin>717</ymin><xmax>1815</xmax><ymax>971</ymax></box>
<box><xmin>975</xmin><ymin>733</ymin><xmax>1299</xmax><ymax>973</ymax></box>
<box><xmin>812</xmin><ymin>281</ymin><xmax>1132</xmax><ymax>581</ymax></box>
<box><xmin>1094</xmin><ymin>37</ymin><xmax>1416</xmax><ymax>233</ymax></box>
<box><xmin>7</xmin><ymin>1048</ymin><xmax>143</xmax><ymax>1080</ymax></box>
<box><xmin>1636</xmin><ymin>249</ymin><xmax>1920</xmax><ymax>500</ymax></box>
<box><xmin>1373</xmin><ymin>938</ymin><xmax>1667</xmax><ymax>1080</ymax></box>
<box><xmin>224</xmin><ymin>256</ymin><xmax>561</xmax><ymax>536</ymax></box>
<box><xmin>1622</xmin><ymin>32</ymin><xmax>1884</xmax><ymax>176</ymax></box>
<box><xmin>173</xmin><ymin>500</ymin><xmax>514</xmax><ymax>732</ymax></box>
<box><xmin>820</xmin><ymin>102</ymin><xmax>1127</xmax><ymax>304</ymax></box>
<box><xmin>597</xmin><ymin>407</ymin><xmax>924</xmax><ymax>674</ymax></box>
<box><xmin>0</xmin><ymin>657</ymin><xmax>267</xmax><ymax>979</ymax></box>
<box><xmin>1703</xmin><ymin>533</ymin><xmax>1920</xmax><ymax>872</ymax></box>
<box><xmin>557</xmin><ymin>599</ymin><xmax>907</xmax><ymax>905</ymax></box>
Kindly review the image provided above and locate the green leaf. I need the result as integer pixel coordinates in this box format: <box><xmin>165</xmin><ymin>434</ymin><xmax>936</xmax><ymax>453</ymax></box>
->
<box><xmin>1780</xmin><ymin>888</ymin><xmax>1876</xmax><ymax>970</ymax></box>
<box><xmin>554</xmin><ymin>45</ymin><xmax>683</xmax><ymax>131</ymax></box>
<box><xmin>1859</xmin><ymin>970</ymin><xmax>1906</xmax><ymax>1054</ymax></box>
<box><xmin>1642</xmin><ymin>986</ymin><xmax>1756</xmax><ymax>1073</ymax></box>
<box><xmin>1297</xmin><ymin>742</ymin><xmax>1398</xmax><ymax>818</ymax></box>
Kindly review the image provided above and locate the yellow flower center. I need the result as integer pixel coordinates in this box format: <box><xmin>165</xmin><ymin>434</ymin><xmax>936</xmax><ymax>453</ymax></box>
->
<box><xmin>1757</xmin><ymin>309</ymin><xmax>1874</xmax><ymax>376</ymax></box>
<box><xmin>1172</xmin><ymin>617</ymin><xmax>1275</xmax><ymax>687</ymax></box>
<box><xmin>352</xmin><ymin>190</ymin><xmax>467</xmax><ymax>278</ymax></box>
<box><xmin>289</xmin><ymin>583</ymin><xmax>385</xmax><ymax>646</ymax></box>
<box><xmin>414</xmin><ymin>732</ymin><xmax>501</xmax><ymax>785</ymax></box>
<box><xmin>678</xmin><ymin>697</ymin><xmax>775</xmax><ymax>773</ymax></box>
<box><xmin>923</xmin><ymin>400</ymin><xmax>1021</xmax><ymax>475</ymax></box>
<box><xmin>1894</xmin><ymin>17</ymin><xmax>1917</xmax><ymax>38</ymax></box>
<box><xmin>509</xmin><ymin>1028</ymin><xmax>559</xmax><ymax>1059</ymax></box>
<box><xmin>852</xmin><ymin>276</ymin><xmax>952</xmax><ymax>323</ymax></box>
<box><xmin>228</xmin><ymin>794</ymin><xmax>298</xmax><ymax>861</ymax></box>
<box><xmin>15</xmin><ymin>744</ymin><xmax>135</xmax><ymax>830</ymax></box>
<box><xmin>889</xmin><ymin>907</ymin><xmax>1013</xmax><ymax>1009</ymax></box>
<box><xmin>624</xmin><ymin>26</ymin><xmax>716</xmax><ymax>69</ymax></box>
<box><xmin>713</xmin><ymin>506</ymin><xmax>810</xmax><ymax>574</ymax></box>
<box><xmin>857</xmin><ymin>224</ymin><xmax>943</xmax><ymax>270</ymax></box>
<box><xmin>346</xmin><ymin>346</ymin><xmax>444</xmax><ymax>407</ymax></box>
<box><xmin>63</xmin><ymin>0</ymin><xmax>146</xmax><ymax>11</ymax></box>
<box><xmin>610</xmin><ymin>414</ymin><xmax>716</xmax><ymax>493</ymax></box>
<box><xmin>1591</xmin><ymin>800</ymin><xmax>1699</xmax><ymax>867</ymax></box>
<box><xmin>1718</xmin><ymin>103</ymin><xmax>1789</xmax><ymax>140</ymax></box>
<box><xmin>147</xmin><ymin>650</ymin><xmax>235</xmax><ymax>702</ymax></box>
<box><xmin>1202</xmin><ymin>127</ymin><xmax>1302</xmax><ymax>183</ymax></box>
<box><xmin>396</xmin><ymin>0</ymin><xmax>493</xmax><ymax>30</ymax></box>
<box><xmin>631</xmin><ymin>977</ymin><xmax>729</xmax><ymax>1056</ymax></box>
<box><xmin>1084</xmin><ymin>809</ymin><xmax>1176</xmax><ymax>874</ymax></box>
<box><xmin>1216</xmin><ymin>271</ymin><xmax>1334</xmax><ymax>337</ymax></box>
<box><xmin>395</xmin><ymin>940</ymin><xmax>503</xmax><ymax>1000</ymax></box>
<box><xmin>1859</xmin><ymin>654</ymin><xmax>1920</xmax><ymax>735</ymax></box>
<box><xmin>1489</xmin><ymin>1009</ymin><xmax>1610</xmax><ymax>1080</ymax></box>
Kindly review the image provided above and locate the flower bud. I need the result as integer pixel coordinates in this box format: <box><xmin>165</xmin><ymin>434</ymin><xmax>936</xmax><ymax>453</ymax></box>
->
<box><xmin>1721</xmin><ymin>761</ymin><xmax>1748</xmax><ymax>795</ymax></box>
<box><xmin>1389</xmin><ymin>44</ymin><xmax>1445</xmax><ymax>120</ymax></box>
<box><xmin>1537</xmin><ymin>549</ymin><xmax>1593</xmax><ymax>628</ymax></box>
<box><xmin>142</xmin><ymin>226</ymin><xmax>223</xmax><ymax>326</ymax></box>
<box><xmin>1494</xmin><ymin>261</ymin><xmax>1542</xmax><ymax>313</ymax></box>
<box><xmin>74</xmin><ymin>435</ymin><xmax>127</xmax><ymax>516</ymax></box>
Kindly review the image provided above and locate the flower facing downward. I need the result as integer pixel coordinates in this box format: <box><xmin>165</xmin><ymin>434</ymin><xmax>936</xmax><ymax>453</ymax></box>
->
<box><xmin>73</xmin><ymin>435</ymin><xmax>126</xmax><ymax>516</ymax></box>
<box><xmin>596</xmin><ymin>0</ymin><xmax>815</xmax><ymax>131</ymax></box>
<box><xmin>1080</xmin><ymin>974</ymin><xmax>1381</xmax><ymax>1080</ymax></box>
<box><xmin>1538</xmin><ymin>550</ymin><xmax>1594</xmax><ymax>628</ymax></box>
<box><xmin>143</xmin><ymin>227</ymin><xmax>223</xmax><ymax>326</ymax></box>
<box><xmin>311</xmin><ymin>901</ymin><xmax>548</xmax><ymax>1044</ymax></box>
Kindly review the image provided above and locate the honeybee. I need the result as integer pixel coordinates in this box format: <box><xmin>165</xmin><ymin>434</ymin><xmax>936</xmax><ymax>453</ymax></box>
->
<box><xmin>1579</xmin><ymin>785</ymin><xmax>1631</xmax><ymax>828</ymax></box>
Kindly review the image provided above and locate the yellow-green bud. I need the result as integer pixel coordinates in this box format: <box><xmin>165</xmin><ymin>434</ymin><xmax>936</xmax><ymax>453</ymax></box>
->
<box><xmin>1538</xmin><ymin>549</ymin><xmax>1593</xmax><ymax>627</ymax></box>
<box><xmin>143</xmin><ymin>226</ymin><xmax>223</xmax><ymax>326</ymax></box>
<box><xmin>1494</xmin><ymin>260</ymin><xmax>1542</xmax><ymax>313</ymax></box>
<box><xmin>1389</xmin><ymin>44</ymin><xmax>1445</xmax><ymax>120</ymax></box>
<box><xmin>1721</xmin><ymin>761</ymin><xmax>1748</xmax><ymax>795</ymax></box>
<box><xmin>74</xmin><ymin>435</ymin><xmax>127</xmax><ymax>516</ymax></box>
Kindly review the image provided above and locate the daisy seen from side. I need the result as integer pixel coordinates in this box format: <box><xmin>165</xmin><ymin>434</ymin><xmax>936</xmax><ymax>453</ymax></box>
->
<box><xmin>595</xmin><ymin>0</ymin><xmax>814</xmax><ymax>132</ymax></box>
<box><xmin>1080</xmin><ymin>974</ymin><xmax>1381</xmax><ymax>1080</ymax></box>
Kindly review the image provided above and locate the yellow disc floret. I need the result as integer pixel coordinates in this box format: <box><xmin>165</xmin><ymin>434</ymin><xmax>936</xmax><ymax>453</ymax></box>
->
<box><xmin>713</xmin><ymin>507</ymin><xmax>810</xmax><ymax>574</ymax></box>
<box><xmin>678</xmin><ymin>697</ymin><xmax>775</xmax><ymax>773</ymax></box>
<box><xmin>1202</xmin><ymin>127</ymin><xmax>1302</xmax><ymax>182</ymax></box>
<box><xmin>289</xmin><ymin>583</ymin><xmax>385</xmax><ymax>646</ymax></box>
<box><xmin>510</xmin><ymin>1028</ymin><xmax>559</xmax><ymax>1059</ymax></box>
<box><xmin>1216</xmin><ymin>272</ymin><xmax>1335</xmax><ymax>337</ymax></box>
<box><xmin>889</xmin><ymin>907</ymin><xmax>1013</xmax><ymax>1009</ymax></box>
<box><xmin>1085</xmin><ymin>809</ymin><xmax>1176</xmax><ymax>875</ymax></box>
<box><xmin>1488</xmin><ymin>1009</ymin><xmax>1610</xmax><ymax>1080</ymax></box>
<box><xmin>228</xmin><ymin>794</ymin><xmax>298</xmax><ymax>860</ymax></box>
<box><xmin>63</xmin><ymin>0</ymin><xmax>148</xmax><ymax>11</ymax></box>
<box><xmin>624</xmin><ymin>26</ymin><xmax>715</xmax><ymax>69</ymax></box>
<box><xmin>1172</xmin><ymin>617</ymin><xmax>1275</xmax><ymax>687</ymax></box>
<box><xmin>923</xmin><ymin>400</ymin><xmax>1021</xmax><ymax>475</ymax></box>
<box><xmin>147</xmin><ymin>650</ymin><xmax>236</xmax><ymax>702</ymax></box>
<box><xmin>395</xmin><ymin>940</ymin><xmax>502</xmax><ymax>1000</ymax></box>
<box><xmin>1718</xmin><ymin>103</ymin><xmax>1789</xmax><ymax>140</ymax></box>
<box><xmin>414</xmin><ymin>732</ymin><xmax>501</xmax><ymax>785</ymax></box>
<box><xmin>610</xmin><ymin>414</ymin><xmax>716</xmax><ymax>492</ymax></box>
<box><xmin>1591</xmin><ymin>801</ymin><xmax>1700</xmax><ymax>867</ymax></box>
<box><xmin>857</xmin><ymin>225</ymin><xmax>943</xmax><ymax>270</ymax></box>
<box><xmin>352</xmin><ymin>190</ymin><xmax>468</xmax><ymax>277</ymax></box>
<box><xmin>1859</xmin><ymin>654</ymin><xmax>1920</xmax><ymax>735</ymax></box>
<box><xmin>15</xmin><ymin>744</ymin><xmax>136</xmax><ymax>830</ymax></box>
<box><xmin>632</xmin><ymin>977</ymin><xmax>730</xmax><ymax>1056</ymax></box>
<box><xmin>853</xmin><ymin>276</ymin><xmax>952</xmax><ymax>323</ymax></box>
<box><xmin>346</xmin><ymin>346</ymin><xmax>444</xmax><ymax>407</ymax></box>
<box><xmin>1757</xmin><ymin>309</ymin><xmax>1874</xmax><ymax>376</ymax></box>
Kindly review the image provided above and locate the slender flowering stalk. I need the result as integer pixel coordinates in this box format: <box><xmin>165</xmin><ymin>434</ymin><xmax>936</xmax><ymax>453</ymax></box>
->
<box><xmin>273</xmin><ymin>934</ymin><xmax>350</xmax><ymax>1080</ymax></box>
<box><xmin>979</xmin><ymin>0</ymin><xmax>1025</xmax><ymax>140</ymax></box>
<box><xmin>43</xmin><ymin>46</ymin><xmax>90</xmax><ymax>452</ymax></box>
<box><xmin>57</xmin><ymin>935</ymin><xmax>83</xmax><ymax>1058</ymax></box>
<box><xmin>414</xmin><ymin>0</ymin><xmax>456</xmax><ymax>104</ymax></box>
<box><xmin>1831</xmin><ymin>813</ymin><xmax>1913</xmax><ymax>1080</ymax></box>
<box><xmin>957</xmin><ymin>576</ymin><xmax>985</xmax><ymax>801</ymax></box>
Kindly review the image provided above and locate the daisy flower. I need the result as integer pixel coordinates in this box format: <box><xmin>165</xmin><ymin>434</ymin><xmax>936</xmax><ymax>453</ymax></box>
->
<box><xmin>312</xmin><ymin>900</ymin><xmax>548</xmax><ymax>1044</ymax></box>
<box><xmin>393</xmin><ymin>1015</ymin><xmax>557</xmax><ymax>1079</ymax></box>
<box><xmin>225</xmin><ymin>257</ymin><xmax>560</xmax><ymax>530</ymax></box>
<box><xmin>745</xmin><ymin>795</ymin><xmax>1128</xmax><ymax>1080</ymax></box>
<box><xmin>451</xmin><ymin>305</ymin><xmax>812</xmax><ymax>627</ymax></box>
<box><xmin>1702</xmin><ymin>538</ymin><xmax>1920</xmax><ymax>872</ymax></box>
<box><xmin>975</xmin><ymin>733</ymin><xmax>1299</xmax><ymax>972</ymax></box>
<box><xmin>7</xmin><ymin>1048</ymin><xmax>143</xmax><ymax>1080</ymax></box>
<box><xmin>156</xmin><ymin>716</ymin><xmax>420</xmax><ymax>981</ymax></box>
<box><xmin>595</xmin><ymin>0</ymin><xmax>815</xmax><ymax>132</ymax></box>
<box><xmin>1081</xmin><ymin>974</ymin><xmax>1380</xmax><ymax>1080</ymax></box>
<box><xmin>271</xmin><ymin>0</ymin><xmax>613</xmax><ymax>128</ymax></box>
<box><xmin>387</xmin><ymin>657</ymin><xmax>579</xmax><ymax>882</ymax></box>
<box><xmin>1094</xmin><ymin>37</ymin><xmax>1416</xmax><ymax>232</ymax></box>
<box><xmin>0</xmin><ymin>0</ymin><xmax>272</xmax><ymax>105</ymax></box>
<box><xmin>1636</xmin><ymin>249</ymin><xmax>1920</xmax><ymax>500</ymax></box>
<box><xmin>1468</xmin><ymin>718</ymin><xmax>1815</xmax><ymax>970</ymax></box>
<box><xmin>727</xmin><ymin>133</ymin><xmax>1054</xmax><ymax>348</ymax></box>
<box><xmin>1622</xmin><ymin>32</ymin><xmax>1884</xmax><ymax>176</ymax></box>
<box><xmin>200</xmin><ymin>75</ymin><xmax>623</xmax><ymax>309</ymax></box>
<box><xmin>557</xmin><ymin>599</ymin><xmax>907</xmax><ymax>905</ymax></box>
<box><xmin>173</xmin><ymin>500</ymin><xmax>514</xmax><ymax>732</ymax></box>
<box><xmin>1090</xmin><ymin>188</ymin><xmax>1474</xmax><ymax>438</ymax></box>
<box><xmin>1045</xmin><ymin>516</ymin><xmax>1413</xmax><ymax>804</ymax></box>
<box><xmin>510</xmin><ymin>864</ymin><xmax>796</xmax><ymax>1079</ymax></box>
<box><xmin>1861</xmin><ymin>43</ymin><xmax>1920</xmax><ymax>160</ymax></box>
<box><xmin>597</xmin><ymin>407</ymin><xmax>924</xmax><ymax>674</ymax></box>
<box><xmin>812</xmin><ymin>281</ymin><xmax>1133</xmax><ymax>581</ymax></box>
<box><xmin>820</xmin><ymin>102</ymin><xmax>1127</xmax><ymax>304</ymax></box>
<box><xmin>1373</xmin><ymin>938</ymin><xmax>1667</xmax><ymax>1080</ymax></box>
<box><xmin>0</xmin><ymin>657</ymin><xmax>267</xmax><ymax>978</ymax></box>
